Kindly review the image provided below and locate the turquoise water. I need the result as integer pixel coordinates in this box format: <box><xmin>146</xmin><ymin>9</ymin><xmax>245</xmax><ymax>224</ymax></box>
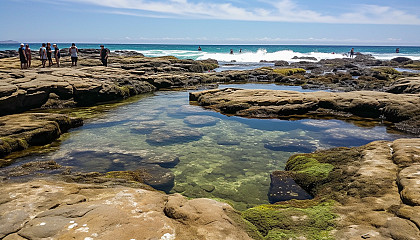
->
<box><xmin>11</xmin><ymin>84</ymin><xmax>408</xmax><ymax>210</ymax></box>
<box><xmin>2</xmin><ymin>43</ymin><xmax>420</xmax><ymax>62</ymax></box>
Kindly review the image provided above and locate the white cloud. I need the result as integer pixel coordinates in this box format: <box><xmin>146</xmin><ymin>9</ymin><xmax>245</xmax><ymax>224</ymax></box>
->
<box><xmin>59</xmin><ymin>0</ymin><xmax>420</xmax><ymax>25</ymax></box>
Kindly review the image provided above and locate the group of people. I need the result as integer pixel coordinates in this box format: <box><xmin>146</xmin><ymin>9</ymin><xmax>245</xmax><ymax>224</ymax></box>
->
<box><xmin>18</xmin><ymin>43</ymin><xmax>109</xmax><ymax>69</ymax></box>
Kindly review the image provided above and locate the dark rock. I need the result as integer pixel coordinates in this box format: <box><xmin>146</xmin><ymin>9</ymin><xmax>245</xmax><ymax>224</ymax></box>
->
<box><xmin>264</xmin><ymin>140</ymin><xmax>317</xmax><ymax>153</ymax></box>
<box><xmin>200</xmin><ymin>184</ymin><xmax>215</xmax><ymax>192</ymax></box>
<box><xmin>292</xmin><ymin>56</ymin><xmax>318</xmax><ymax>61</ymax></box>
<box><xmin>141</xmin><ymin>164</ymin><xmax>175</xmax><ymax>193</ymax></box>
<box><xmin>268</xmin><ymin>171</ymin><xmax>312</xmax><ymax>204</ymax></box>
<box><xmin>216</xmin><ymin>140</ymin><xmax>240</xmax><ymax>146</ymax></box>
<box><xmin>274</xmin><ymin>61</ymin><xmax>289</xmax><ymax>66</ymax></box>
<box><xmin>142</xmin><ymin>154</ymin><xmax>180</xmax><ymax>168</ymax></box>
<box><xmin>392</xmin><ymin>57</ymin><xmax>412</xmax><ymax>63</ymax></box>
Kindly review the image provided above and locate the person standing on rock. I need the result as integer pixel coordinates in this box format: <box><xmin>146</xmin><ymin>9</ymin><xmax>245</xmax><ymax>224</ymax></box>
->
<box><xmin>53</xmin><ymin>44</ymin><xmax>61</xmax><ymax>67</ymax></box>
<box><xmin>350</xmin><ymin>48</ymin><xmax>355</xmax><ymax>58</ymax></box>
<box><xmin>25</xmin><ymin>44</ymin><xmax>31</xmax><ymax>68</ymax></box>
<box><xmin>100</xmin><ymin>45</ymin><xmax>109</xmax><ymax>67</ymax></box>
<box><xmin>39</xmin><ymin>43</ymin><xmax>47</xmax><ymax>68</ymax></box>
<box><xmin>18</xmin><ymin>43</ymin><xmax>27</xmax><ymax>69</ymax></box>
<box><xmin>46</xmin><ymin>43</ymin><xmax>53</xmax><ymax>67</ymax></box>
<box><xmin>69</xmin><ymin>43</ymin><xmax>78</xmax><ymax>66</ymax></box>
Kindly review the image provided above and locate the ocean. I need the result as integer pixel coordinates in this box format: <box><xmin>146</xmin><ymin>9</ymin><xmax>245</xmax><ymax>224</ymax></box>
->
<box><xmin>2</xmin><ymin>43</ymin><xmax>420</xmax><ymax>63</ymax></box>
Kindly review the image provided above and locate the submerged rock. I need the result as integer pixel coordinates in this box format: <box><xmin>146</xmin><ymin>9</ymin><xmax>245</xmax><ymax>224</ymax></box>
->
<box><xmin>264</xmin><ymin>140</ymin><xmax>317</xmax><ymax>153</ymax></box>
<box><xmin>216</xmin><ymin>139</ymin><xmax>241</xmax><ymax>146</ymax></box>
<box><xmin>268</xmin><ymin>171</ymin><xmax>312</xmax><ymax>203</ymax></box>
<box><xmin>131</xmin><ymin>120</ymin><xmax>166</xmax><ymax>134</ymax></box>
<box><xmin>146</xmin><ymin>127</ymin><xmax>203</xmax><ymax>145</ymax></box>
<box><xmin>183</xmin><ymin>115</ymin><xmax>220</xmax><ymax>127</ymax></box>
<box><xmin>142</xmin><ymin>153</ymin><xmax>180</xmax><ymax>168</ymax></box>
<box><xmin>140</xmin><ymin>164</ymin><xmax>175</xmax><ymax>193</ymax></box>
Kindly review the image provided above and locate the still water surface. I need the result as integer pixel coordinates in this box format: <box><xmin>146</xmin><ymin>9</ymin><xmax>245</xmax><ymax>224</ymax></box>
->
<box><xmin>14</xmin><ymin>84</ymin><xmax>407</xmax><ymax>210</ymax></box>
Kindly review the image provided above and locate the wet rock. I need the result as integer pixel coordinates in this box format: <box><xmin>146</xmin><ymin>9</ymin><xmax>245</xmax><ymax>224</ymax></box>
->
<box><xmin>190</xmin><ymin>88</ymin><xmax>420</xmax><ymax>134</ymax></box>
<box><xmin>292</xmin><ymin>56</ymin><xmax>318</xmax><ymax>61</ymax></box>
<box><xmin>386</xmin><ymin>77</ymin><xmax>420</xmax><ymax>94</ymax></box>
<box><xmin>200</xmin><ymin>184</ymin><xmax>215</xmax><ymax>193</ymax></box>
<box><xmin>0</xmin><ymin>113</ymin><xmax>83</xmax><ymax>162</ymax></box>
<box><xmin>146</xmin><ymin>127</ymin><xmax>203</xmax><ymax>145</ymax></box>
<box><xmin>268</xmin><ymin>171</ymin><xmax>312</xmax><ymax>204</ymax></box>
<box><xmin>392</xmin><ymin>57</ymin><xmax>412</xmax><ymax>63</ymax></box>
<box><xmin>264</xmin><ymin>140</ymin><xmax>317</xmax><ymax>153</ymax></box>
<box><xmin>283</xmin><ymin>138</ymin><xmax>420</xmax><ymax>239</ymax></box>
<box><xmin>141</xmin><ymin>164</ymin><xmax>175</xmax><ymax>193</ymax></box>
<box><xmin>274</xmin><ymin>60</ymin><xmax>289</xmax><ymax>66</ymax></box>
<box><xmin>216</xmin><ymin>139</ymin><xmax>240</xmax><ymax>146</ymax></box>
<box><xmin>183</xmin><ymin>115</ymin><xmax>220</xmax><ymax>127</ymax></box>
<box><xmin>142</xmin><ymin>153</ymin><xmax>180</xmax><ymax>168</ymax></box>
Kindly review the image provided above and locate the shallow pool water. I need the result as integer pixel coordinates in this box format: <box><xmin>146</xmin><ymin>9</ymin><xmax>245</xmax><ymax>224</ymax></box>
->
<box><xmin>12</xmin><ymin>84</ymin><xmax>408</xmax><ymax>210</ymax></box>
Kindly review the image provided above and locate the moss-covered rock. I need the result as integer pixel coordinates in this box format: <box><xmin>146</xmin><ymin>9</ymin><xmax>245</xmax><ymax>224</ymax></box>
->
<box><xmin>285</xmin><ymin>156</ymin><xmax>334</xmax><ymax>192</ymax></box>
<box><xmin>272</xmin><ymin>68</ymin><xmax>306</xmax><ymax>76</ymax></box>
<box><xmin>242</xmin><ymin>200</ymin><xmax>336</xmax><ymax>239</ymax></box>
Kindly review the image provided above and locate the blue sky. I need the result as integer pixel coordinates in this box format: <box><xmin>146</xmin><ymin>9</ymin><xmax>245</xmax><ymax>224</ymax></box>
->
<box><xmin>1</xmin><ymin>0</ymin><xmax>420</xmax><ymax>45</ymax></box>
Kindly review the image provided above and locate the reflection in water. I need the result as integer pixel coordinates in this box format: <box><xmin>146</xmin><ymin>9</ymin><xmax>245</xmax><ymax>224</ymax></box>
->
<box><xmin>12</xmin><ymin>85</ymin><xmax>407</xmax><ymax>210</ymax></box>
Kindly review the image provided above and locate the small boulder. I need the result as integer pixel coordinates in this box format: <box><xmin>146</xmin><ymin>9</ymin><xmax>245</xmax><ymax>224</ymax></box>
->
<box><xmin>274</xmin><ymin>61</ymin><xmax>289</xmax><ymax>66</ymax></box>
<box><xmin>392</xmin><ymin>57</ymin><xmax>412</xmax><ymax>63</ymax></box>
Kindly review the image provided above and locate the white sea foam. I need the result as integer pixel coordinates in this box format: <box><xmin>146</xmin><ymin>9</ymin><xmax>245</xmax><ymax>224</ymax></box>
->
<box><xmin>137</xmin><ymin>49</ymin><xmax>346</xmax><ymax>63</ymax></box>
<box><xmin>369</xmin><ymin>53</ymin><xmax>420</xmax><ymax>61</ymax></box>
<box><xmin>197</xmin><ymin>49</ymin><xmax>346</xmax><ymax>63</ymax></box>
<box><xmin>119</xmin><ymin>48</ymin><xmax>420</xmax><ymax>63</ymax></box>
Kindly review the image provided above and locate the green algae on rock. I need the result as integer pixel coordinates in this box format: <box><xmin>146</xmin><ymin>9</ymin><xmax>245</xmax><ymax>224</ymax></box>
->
<box><xmin>272</xmin><ymin>138</ymin><xmax>420</xmax><ymax>239</ymax></box>
<box><xmin>285</xmin><ymin>155</ymin><xmax>334</xmax><ymax>194</ymax></box>
<box><xmin>242</xmin><ymin>200</ymin><xmax>336</xmax><ymax>240</ymax></box>
<box><xmin>0</xmin><ymin>113</ymin><xmax>83</xmax><ymax>163</ymax></box>
<box><xmin>272</xmin><ymin>68</ymin><xmax>306</xmax><ymax>76</ymax></box>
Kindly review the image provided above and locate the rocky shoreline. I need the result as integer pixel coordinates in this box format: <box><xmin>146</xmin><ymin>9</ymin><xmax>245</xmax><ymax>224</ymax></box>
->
<box><xmin>189</xmin><ymin>88</ymin><xmax>420</xmax><ymax>135</ymax></box>
<box><xmin>1</xmin><ymin>50</ymin><xmax>420</xmax><ymax>239</ymax></box>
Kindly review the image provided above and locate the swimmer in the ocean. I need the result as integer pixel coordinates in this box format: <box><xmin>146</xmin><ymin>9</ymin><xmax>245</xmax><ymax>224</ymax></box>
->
<box><xmin>230</xmin><ymin>49</ymin><xmax>233</xmax><ymax>54</ymax></box>
<box><xmin>198</xmin><ymin>46</ymin><xmax>202</xmax><ymax>51</ymax></box>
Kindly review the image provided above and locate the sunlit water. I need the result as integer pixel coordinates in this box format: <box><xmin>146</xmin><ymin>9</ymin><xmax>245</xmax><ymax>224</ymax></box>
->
<box><xmin>12</xmin><ymin>84</ymin><xmax>408</xmax><ymax>210</ymax></box>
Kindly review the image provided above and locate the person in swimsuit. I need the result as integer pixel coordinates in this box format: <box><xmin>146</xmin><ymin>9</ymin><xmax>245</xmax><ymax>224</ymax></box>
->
<box><xmin>39</xmin><ymin>43</ymin><xmax>47</xmax><ymax>68</ymax></box>
<box><xmin>46</xmin><ymin>42</ymin><xmax>53</xmax><ymax>67</ymax></box>
<box><xmin>198</xmin><ymin>46</ymin><xmax>202</xmax><ymax>51</ymax></box>
<box><xmin>69</xmin><ymin>43</ymin><xmax>78</xmax><ymax>66</ymax></box>
<box><xmin>350</xmin><ymin>48</ymin><xmax>355</xmax><ymax>58</ymax></box>
<box><xmin>53</xmin><ymin>44</ymin><xmax>61</xmax><ymax>67</ymax></box>
<box><xmin>25</xmin><ymin>44</ymin><xmax>31</xmax><ymax>68</ymax></box>
<box><xmin>18</xmin><ymin>43</ymin><xmax>27</xmax><ymax>69</ymax></box>
<box><xmin>100</xmin><ymin>45</ymin><xmax>109</xmax><ymax>67</ymax></box>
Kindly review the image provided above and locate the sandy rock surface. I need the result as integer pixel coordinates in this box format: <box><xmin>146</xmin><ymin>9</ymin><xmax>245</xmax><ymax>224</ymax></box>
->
<box><xmin>0</xmin><ymin>179</ymin><xmax>252</xmax><ymax>240</ymax></box>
